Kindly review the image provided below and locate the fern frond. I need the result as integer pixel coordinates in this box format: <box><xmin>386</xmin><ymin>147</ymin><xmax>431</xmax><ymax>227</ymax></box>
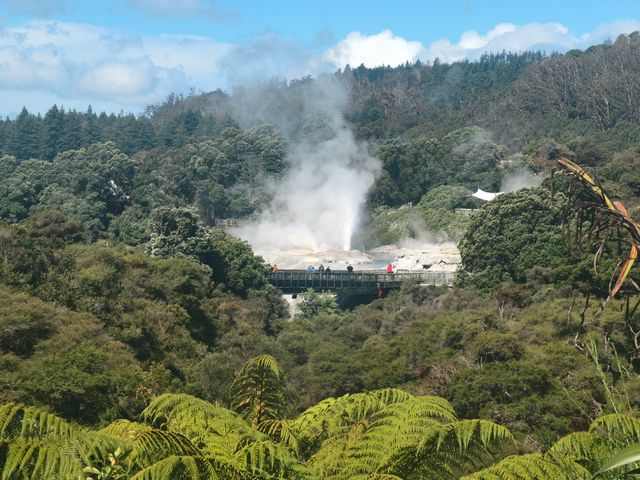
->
<box><xmin>142</xmin><ymin>393</ymin><xmax>260</xmax><ymax>454</ymax></box>
<box><xmin>229</xmin><ymin>355</ymin><xmax>288</xmax><ymax>426</ymax></box>
<box><xmin>0</xmin><ymin>403</ymin><xmax>127</xmax><ymax>479</ymax></box>
<box><xmin>0</xmin><ymin>437</ymin><xmax>85</xmax><ymax>480</ymax></box>
<box><xmin>101</xmin><ymin>419</ymin><xmax>153</xmax><ymax>440</ymax></box>
<box><xmin>129</xmin><ymin>455</ymin><xmax>223</xmax><ymax>480</ymax></box>
<box><xmin>589</xmin><ymin>413</ymin><xmax>640</xmax><ymax>444</ymax></box>
<box><xmin>306</xmin><ymin>395</ymin><xmax>476</xmax><ymax>479</ymax></box>
<box><xmin>257</xmin><ymin>418</ymin><xmax>299</xmax><ymax>453</ymax></box>
<box><xmin>293</xmin><ymin>388</ymin><xmax>417</xmax><ymax>458</ymax></box>
<box><xmin>294</xmin><ymin>388</ymin><xmax>414</xmax><ymax>432</ymax></box>
<box><xmin>460</xmin><ymin>453</ymin><xmax>590</xmax><ymax>479</ymax></box>
<box><xmin>418</xmin><ymin>419</ymin><xmax>513</xmax><ymax>454</ymax></box>
<box><xmin>0</xmin><ymin>402</ymin><xmax>74</xmax><ymax>439</ymax></box>
<box><xmin>547</xmin><ymin>431</ymin><xmax>609</xmax><ymax>472</ymax></box>
<box><xmin>142</xmin><ymin>394</ymin><xmax>229</xmax><ymax>428</ymax></box>
<box><xmin>131</xmin><ymin>429</ymin><xmax>199</xmax><ymax>466</ymax></box>
<box><xmin>235</xmin><ymin>439</ymin><xmax>306</xmax><ymax>478</ymax></box>
<box><xmin>377</xmin><ymin>419</ymin><xmax>512</xmax><ymax>479</ymax></box>
<box><xmin>237</xmin><ymin>355</ymin><xmax>283</xmax><ymax>379</ymax></box>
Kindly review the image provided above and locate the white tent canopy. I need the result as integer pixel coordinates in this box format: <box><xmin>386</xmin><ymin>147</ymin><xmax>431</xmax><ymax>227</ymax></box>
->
<box><xmin>472</xmin><ymin>188</ymin><xmax>502</xmax><ymax>201</ymax></box>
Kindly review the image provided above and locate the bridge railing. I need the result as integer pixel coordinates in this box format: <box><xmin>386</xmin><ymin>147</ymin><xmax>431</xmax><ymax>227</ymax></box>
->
<box><xmin>268</xmin><ymin>269</ymin><xmax>456</xmax><ymax>291</ymax></box>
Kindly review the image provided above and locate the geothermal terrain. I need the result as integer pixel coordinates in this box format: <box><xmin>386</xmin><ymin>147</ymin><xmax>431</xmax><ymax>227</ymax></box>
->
<box><xmin>252</xmin><ymin>242</ymin><xmax>461</xmax><ymax>273</ymax></box>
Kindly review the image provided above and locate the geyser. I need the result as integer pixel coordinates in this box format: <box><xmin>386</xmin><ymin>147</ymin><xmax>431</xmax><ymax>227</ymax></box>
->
<box><xmin>232</xmin><ymin>77</ymin><xmax>381</xmax><ymax>253</ymax></box>
<box><xmin>233</xmin><ymin>127</ymin><xmax>380</xmax><ymax>251</ymax></box>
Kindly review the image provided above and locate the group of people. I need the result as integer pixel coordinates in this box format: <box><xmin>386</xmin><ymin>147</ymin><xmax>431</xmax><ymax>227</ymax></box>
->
<box><xmin>306</xmin><ymin>264</ymin><xmax>334</xmax><ymax>273</ymax></box>
<box><xmin>272</xmin><ymin>263</ymin><xmax>394</xmax><ymax>273</ymax></box>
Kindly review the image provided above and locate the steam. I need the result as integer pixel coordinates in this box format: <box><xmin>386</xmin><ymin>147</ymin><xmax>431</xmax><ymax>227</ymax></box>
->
<box><xmin>232</xmin><ymin>77</ymin><xmax>381</xmax><ymax>252</ymax></box>
<box><xmin>500</xmin><ymin>167</ymin><xmax>544</xmax><ymax>192</ymax></box>
<box><xmin>402</xmin><ymin>216</ymin><xmax>450</xmax><ymax>246</ymax></box>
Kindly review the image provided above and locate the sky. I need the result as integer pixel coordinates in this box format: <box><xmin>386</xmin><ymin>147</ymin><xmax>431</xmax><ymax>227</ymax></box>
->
<box><xmin>0</xmin><ymin>0</ymin><xmax>639</xmax><ymax>116</ymax></box>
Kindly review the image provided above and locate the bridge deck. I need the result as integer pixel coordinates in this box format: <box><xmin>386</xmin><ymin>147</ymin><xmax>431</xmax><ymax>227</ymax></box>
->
<box><xmin>268</xmin><ymin>269</ymin><xmax>456</xmax><ymax>293</ymax></box>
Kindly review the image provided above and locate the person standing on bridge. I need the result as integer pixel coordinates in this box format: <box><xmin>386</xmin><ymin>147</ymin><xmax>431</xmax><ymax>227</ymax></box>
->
<box><xmin>346</xmin><ymin>264</ymin><xmax>354</xmax><ymax>273</ymax></box>
<box><xmin>306</xmin><ymin>265</ymin><xmax>315</xmax><ymax>273</ymax></box>
<box><xmin>318</xmin><ymin>264</ymin><xmax>325</xmax><ymax>272</ymax></box>
<box><xmin>325</xmin><ymin>266</ymin><xmax>331</xmax><ymax>273</ymax></box>
<box><xmin>386</xmin><ymin>263</ymin><xmax>394</xmax><ymax>274</ymax></box>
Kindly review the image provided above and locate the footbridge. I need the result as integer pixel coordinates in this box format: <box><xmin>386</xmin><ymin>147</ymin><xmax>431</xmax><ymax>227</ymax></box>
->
<box><xmin>268</xmin><ymin>269</ymin><xmax>456</xmax><ymax>294</ymax></box>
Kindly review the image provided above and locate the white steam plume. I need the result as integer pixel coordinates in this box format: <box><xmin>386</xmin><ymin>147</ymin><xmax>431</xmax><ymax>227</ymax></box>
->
<box><xmin>232</xmin><ymin>77</ymin><xmax>381</xmax><ymax>252</ymax></box>
<box><xmin>501</xmin><ymin>167</ymin><xmax>544</xmax><ymax>192</ymax></box>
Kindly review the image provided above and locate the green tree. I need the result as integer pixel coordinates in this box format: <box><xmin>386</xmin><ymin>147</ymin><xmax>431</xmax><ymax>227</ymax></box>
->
<box><xmin>458</xmin><ymin>187</ymin><xmax>567</xmax><ymax>288</ymax></box>
<box><xmin>8</xmin><ymin>107</ymin><xmax>42</xmax><ymax>160</ymax></box>
<box><xmin>297</xmin><ymin>289</ymin><xmax>340</xmax><ymax>319</ymax></box>
<box><xmin>228</xmin><ymin>355</ymin><xmax>288</xmax><ymax>427</ymax></box>
<box><xmin>201</xmin><ymin>231</ymin><xmax>268</xmax><ymax>296</ymax></box>
<box><xmin>41</xmin><ymin>104</ymin><xmax>64</xmax><ymax>160</ymax></box>
<box><xmin>146</xmin><ymin>207</ymin><xmax>210</xmax><ymax>260</ymax></box>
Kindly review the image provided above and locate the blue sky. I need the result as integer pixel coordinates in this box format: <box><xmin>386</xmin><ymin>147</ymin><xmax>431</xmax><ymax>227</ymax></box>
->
<box><xmin>0</xmin><ymin>0</ymin><xmax>638</xmax><ymax>115</ymax></box>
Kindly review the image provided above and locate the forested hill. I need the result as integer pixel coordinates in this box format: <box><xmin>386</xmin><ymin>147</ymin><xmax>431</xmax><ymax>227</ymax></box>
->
<box><xmin>3</xmin><ymin>32</ymin><xmax>640</xmax><ymax>163</ymax></box>
<box><xmin>5</xmin><ymin>33</ymin><xmax>640</xmax><ymax>470</ymax></box>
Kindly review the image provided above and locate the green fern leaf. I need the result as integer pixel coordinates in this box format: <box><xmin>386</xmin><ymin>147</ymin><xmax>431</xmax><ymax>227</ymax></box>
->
<box><xmin>460</xmin><ymin>453</ymin><xmax>590</xmax><ymax>479</ymax></box>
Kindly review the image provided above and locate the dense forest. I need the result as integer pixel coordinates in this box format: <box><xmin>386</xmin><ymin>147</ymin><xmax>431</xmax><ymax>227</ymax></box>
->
<box><xmin>4</xmin><ymin>33</ymin><xmax>640</xmax><ymax>478</ymax></box>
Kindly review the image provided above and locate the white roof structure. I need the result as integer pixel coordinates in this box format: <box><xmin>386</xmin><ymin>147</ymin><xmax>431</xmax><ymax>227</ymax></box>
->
<box><xmin>472</xmin><ymin>188</ymin><xmax>502</xmax><ymax>201</ymax></box>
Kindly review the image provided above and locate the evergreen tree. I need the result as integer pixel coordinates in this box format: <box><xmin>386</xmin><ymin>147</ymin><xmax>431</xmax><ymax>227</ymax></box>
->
<box><xmin>59</xmin><ymin>109</ymin><xmax>83</xmax><ymax>152</ymax></box>
<box><xmin>41</xmin><ymin>104</ymin><xmax>63</xmax><ymax>160</ymax></box>
<box><xmin>83</xmin><ymin>105</ymin><xmax>102</xmax><ymax>145</ymax></box>
<box><xmin>8</xmin><ymin>107</ymin><xmax>42</xmax><ymax>160</ymax></box>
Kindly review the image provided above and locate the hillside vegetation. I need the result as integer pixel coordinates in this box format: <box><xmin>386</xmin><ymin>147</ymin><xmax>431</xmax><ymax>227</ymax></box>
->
<box><xmin>3</xmin><ymin>33</ymin><xmax>640</xmax><ymax>478</ymax></box>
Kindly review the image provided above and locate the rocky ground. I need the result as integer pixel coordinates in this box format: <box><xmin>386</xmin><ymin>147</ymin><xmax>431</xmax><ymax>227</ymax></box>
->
<box><xmin>256</xmin><ymin>241</ymin><xmax>461</xmax><ymax>273</ymax></box>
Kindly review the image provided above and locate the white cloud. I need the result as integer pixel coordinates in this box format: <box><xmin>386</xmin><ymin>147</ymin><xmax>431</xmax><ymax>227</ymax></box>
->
<box><xmin>421</xmin><ymin>20</ymin><xmax>640</xmax><ymax>63</ymax></box>
<box><xmin>1</xmin><ymin>18</ymin><xmax>640</xmax><ymax>115</ymax></box>
<box><xmin>422</xmin><ymin>23</ymin><xmax>571</xmax><ymax>62</ymax></box>
<box><xmin>320</xmin><ymin>21</ymin><xmax>640</xmax><ymax>70</ymax></box>
<box><xmin>580</xmin><ymin>19</ymin><xmax>640</xmax><ymax>44</ymax></box>
<box><xmin>321</xmin><ymin>29</ymin><xmax>423</xmax><ymax>68</ymax></box>
<box><xmin>76</xmin><ymin>60</ymin><xmax>158</xmax><ymax>98</ymax></box>
<box><xmin>0</xmin><ymin>20</ymin><xmax>231</xmax><ymax>113</ymax></box>
<box><xmin>220</xmin><ymin>33</ymin><xmax>313</xmax><ymax>85</ymax></box>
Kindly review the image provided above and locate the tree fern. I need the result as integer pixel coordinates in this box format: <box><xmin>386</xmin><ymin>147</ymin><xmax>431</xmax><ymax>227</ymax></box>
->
<box><xmin>547</xmin><ymin>431</ymin><xmax>610</xmax><ymax>473</ymax></box>
<box><xmin>459</xmin><ymin>453</ymin><xmax>590</xmax><ymax>479</ymax></box>
<box><xmin>0</xmin><ymin>402</ymin><xmax>75</xmax><ymax>439</ymax></box>
<box><xmin>6</xmin><ymin>366</ymin><xmax>640</xmax><ymax>480</ymax></box>
<box><xmin>100</xmin><ymin>419</ymin><xmax>152</xmax><ymax>440</ymax></box>
<box><xmin>0</xmin><ymin>437</ymin><xmax>86</xmax><ymax>480</ymax></box>
<box><xmin>257</xmin><ymin>418</ymin><xmax>299</xmax><ymax>453</ymax></box>
<box><xmin>381</xmin><ymin>419</ymin><xmax>513</xmax><ymax>479</ymax></box>
<box><xmin>0</xmin><ymin>403</ymin><xmax>124</xmax><ymax>480</ymax></box>
<box><xmin>142</xmin><ymin>393</ymin><xmax>261</xmax><ymax>458</ymax></box>
<box><xmin>292</xmin><ymin>388</ymin><xmax>415</xmax><ymax>457</ymax></box>
<box><xmin>305</xmin><ymin>392</ymin><xmax>511</xmax><ymax>480</ymax></box>
<box><xmin>235</xmin><ymin>439</ymin><xmax>310</xmax><ymax>478</ymax></box>
<box><xmin>592</xmin><ymin>441</ymin><xmax>640</xmax><ymax>478</ymax></box>
<box><xmin>229</xmin><ymin>355</ymin><xmax>288</xmax><ymax>427</ymax></box>
<box><xmin>546</xmin><ymin>414</ymin><xmax>640</xmax><ymax>478</ymax></box>
<box><xmin>141</xmin><ymin>393</ymin><xmax>306</xmax><ymax>479</ymax></box>
<box><xmin>129</xmin><ymin>455</ymin><xmax>223</xmax><ymax>480</ymax></box>
<box><xmin>588</xmin><ymin>413</ymin><xmax>640</xmax><ymax>445</ymax></box>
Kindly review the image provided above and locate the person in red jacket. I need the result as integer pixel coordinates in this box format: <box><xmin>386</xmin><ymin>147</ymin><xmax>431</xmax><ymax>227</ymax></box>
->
<box><xmin>386</xmin><ymin>263</ymin><xmax>393</xmax><ymax>273</ymax></box>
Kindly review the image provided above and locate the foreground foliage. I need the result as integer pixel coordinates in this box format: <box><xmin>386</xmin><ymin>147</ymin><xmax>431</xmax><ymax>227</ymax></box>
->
<box><xmin>1</xmin><ymin>355</ymin><xmax>639</xmax><ymax>479</ymax></box>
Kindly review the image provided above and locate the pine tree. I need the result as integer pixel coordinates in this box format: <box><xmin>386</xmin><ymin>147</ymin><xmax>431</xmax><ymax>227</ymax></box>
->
<box><xmin>9</xmin><ymin>107</ymin><xmax>42</xmax><ymax>160</ymax></box>
<box><xmin>41</xmin><ymin>104</ymin><xmax>63</xmax><ymax>160</ymax></box>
